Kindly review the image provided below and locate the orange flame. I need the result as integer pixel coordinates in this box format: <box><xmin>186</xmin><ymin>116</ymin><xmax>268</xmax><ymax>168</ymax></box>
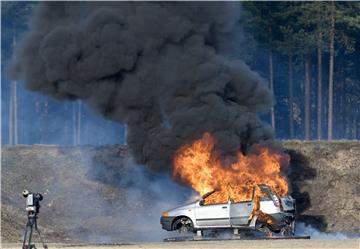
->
<box><xmin>173</xmin><ymin>133</ymin><xmax>289</xmax><ymax>204</ymax></box>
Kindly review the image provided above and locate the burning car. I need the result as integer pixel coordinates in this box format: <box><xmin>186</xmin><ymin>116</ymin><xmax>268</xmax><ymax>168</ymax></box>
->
<box><xmin>160</xmin><ymin>184</ymin><xmax>296</xmax><ymax>236</ymax></box>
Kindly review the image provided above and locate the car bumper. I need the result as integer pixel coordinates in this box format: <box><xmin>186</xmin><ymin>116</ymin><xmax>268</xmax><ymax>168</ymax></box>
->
<box><xmin>160</xmin><ymin>216</ymin><xmax>175</xmax><ymax>231</ymax></box>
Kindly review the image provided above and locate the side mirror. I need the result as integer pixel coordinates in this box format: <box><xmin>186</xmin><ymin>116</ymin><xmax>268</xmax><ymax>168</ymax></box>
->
<box><xmin>199</xmin><ymin>200</ymin><xmax>204</xmax><ymax>206</ymax></box>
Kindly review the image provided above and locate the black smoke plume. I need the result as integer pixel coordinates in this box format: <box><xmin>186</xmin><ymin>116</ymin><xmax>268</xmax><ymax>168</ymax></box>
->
<box><xmin>11</xmin><ymin>2</ymin><xmax>273</xmax><ymax>172</ymax></box>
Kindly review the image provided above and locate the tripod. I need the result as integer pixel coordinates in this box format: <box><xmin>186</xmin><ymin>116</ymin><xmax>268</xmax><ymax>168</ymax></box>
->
<box><xmin>22</xmin><ymin>212</ymin><xmax>47</xmax><ymax>249</ymax></box>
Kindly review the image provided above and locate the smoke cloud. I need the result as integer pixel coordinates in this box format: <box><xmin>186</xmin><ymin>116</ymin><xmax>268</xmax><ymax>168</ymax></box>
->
<box><xmin>11</xmin><ymin>2</ymin><xmax>273</xmax><ymax>172</ymax></box>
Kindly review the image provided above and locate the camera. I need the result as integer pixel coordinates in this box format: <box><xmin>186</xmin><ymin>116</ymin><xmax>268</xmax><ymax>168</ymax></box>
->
<box><xmin>22</xmin><ymin>189</ymin><xmax>43</xmax><ymax>215</ymax></box>
<box><xmin>22</xmin><ymin>190</ymin><xmax>47</xmax><ymax>249</ymax></box>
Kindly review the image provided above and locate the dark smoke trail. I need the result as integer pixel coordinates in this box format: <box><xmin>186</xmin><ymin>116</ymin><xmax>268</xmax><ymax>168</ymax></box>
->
<box><xmin>11</xmin><ymin>2</ymin><xmax>273</xmax><ymax>172</ymax></box>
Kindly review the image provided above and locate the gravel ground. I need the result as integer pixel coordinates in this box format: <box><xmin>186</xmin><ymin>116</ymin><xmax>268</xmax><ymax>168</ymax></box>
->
<box><xmin>2</xmin><ymin>240</ymin><xmax>360</xmax><ymax>249</ymax></box>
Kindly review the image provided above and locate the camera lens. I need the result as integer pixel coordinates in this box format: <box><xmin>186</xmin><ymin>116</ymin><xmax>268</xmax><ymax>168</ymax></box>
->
<box><xmin>22</xmin><ymin>189</ymin><xmax>29</xmax><ymax>198</ymax></box>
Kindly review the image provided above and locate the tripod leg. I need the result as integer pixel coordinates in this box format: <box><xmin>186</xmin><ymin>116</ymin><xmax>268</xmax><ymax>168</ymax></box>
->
<box><xmin>22</xmin><ymin>221</ymin><xmax>30</xmax><ymax>249</ymax></box>
<box><xmin>34</xmin><ymin>218</ymin><xmax>47</xmax><ymax>249</ymax></box>
<box><xmin>28</xmin><ymin>218</ymin><xmax>34</xmax><ymax>249</ymax></box>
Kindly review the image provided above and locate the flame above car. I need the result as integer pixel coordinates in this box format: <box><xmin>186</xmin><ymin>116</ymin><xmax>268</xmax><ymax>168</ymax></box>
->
<box><xmin>173</xmin><ymin>133</ymin><xmax>290</xmax><ymax>204</ymax></box>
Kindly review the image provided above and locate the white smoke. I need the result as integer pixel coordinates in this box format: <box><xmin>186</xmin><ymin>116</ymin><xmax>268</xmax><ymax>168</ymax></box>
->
<box><xmin>296</xmin><ymin>222</ymin><xmax>352</xmax><ymax>239</ymax></box>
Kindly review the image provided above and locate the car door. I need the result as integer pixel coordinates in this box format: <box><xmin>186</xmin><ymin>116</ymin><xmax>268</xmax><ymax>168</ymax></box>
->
<box><xmin>195</xmin><ymin>202</ymin><xmax>230</xmax><ymax>227</ymax></box>
<box><xmin>229</xmin><ymin>201</ymin><xmax>254</xmax><ymax>226</ymax></box>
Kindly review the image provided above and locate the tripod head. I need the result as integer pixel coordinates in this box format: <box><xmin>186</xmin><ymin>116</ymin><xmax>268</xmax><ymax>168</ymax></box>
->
<box><xmin>22</xmin><ymin>189</ymin><xmax>43</xmax><ymax>216</ymax></box>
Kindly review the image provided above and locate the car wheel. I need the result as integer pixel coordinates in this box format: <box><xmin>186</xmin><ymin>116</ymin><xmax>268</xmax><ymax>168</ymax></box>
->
<box><xmin>280</xmin><ymin>226</ymin><xmax>291</xmax><ymax>237</ymax></box>
<box><xmin>255</xmin><ymin>219</ymin><xmax>281</xmax><ymax>236</ymax></box>
<box><xmin>255</xmin><ymin>220</ymin><xmax>271</xmax><ymax>235</ymax></box>
<box><xmin>173</xmin><ymin>217</ymin><xmax>193</xmax><ymax>234</ymax></box>
<box><xmin>280</xmin><ymin>221</ymin><xmax>295</xmax><ymax>237</ymax></box>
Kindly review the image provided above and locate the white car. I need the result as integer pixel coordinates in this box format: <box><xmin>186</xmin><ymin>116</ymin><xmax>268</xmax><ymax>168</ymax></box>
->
<box><xmin>160</xmin><ymin>184</ymin><xmax>296</xmax><ymax>236</ymax></box>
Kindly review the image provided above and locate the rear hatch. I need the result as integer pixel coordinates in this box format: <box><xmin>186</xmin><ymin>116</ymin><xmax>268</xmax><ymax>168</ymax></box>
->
<box><xmin>258</xmin><ymin>184</ymin><xmax>295</xmax><ymax>212</ymax></box>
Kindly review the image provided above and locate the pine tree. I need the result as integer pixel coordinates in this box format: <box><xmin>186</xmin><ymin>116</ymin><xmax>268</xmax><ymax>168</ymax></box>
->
<box><xmin>241</xmin><ymin>2</ymin><xmax>284</xmax><ymax>132</ymax></box>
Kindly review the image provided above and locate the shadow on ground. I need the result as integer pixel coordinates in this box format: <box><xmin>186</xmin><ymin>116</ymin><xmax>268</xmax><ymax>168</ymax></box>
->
<box><xmin>286</xmin><ymin>149</ymin><xmax>327</xmax><ymax>231</ymax></box>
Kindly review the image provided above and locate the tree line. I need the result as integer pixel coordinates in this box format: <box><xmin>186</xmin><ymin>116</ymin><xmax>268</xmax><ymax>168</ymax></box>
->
<box><xmin>240</xmin><ymin>1</ymin><xmax>360</xmax><ymax>140</ymax></box>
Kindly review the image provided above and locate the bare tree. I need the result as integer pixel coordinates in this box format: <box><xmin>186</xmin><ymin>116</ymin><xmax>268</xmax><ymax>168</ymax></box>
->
<box><xmin>288</xmin><ymin>53</ymin><xmax>294</xmax><ymax>138</ymax></box>
<box><xmin>317</xmin><ymin>32</ymin><xmax>323</xmax><ymax>140</ymax></box>
<box><xmin>9</xmin><ymin>31</ymin><xmax>18</xmax><ymax>145</ymax></box>
<box><xmin>124</xmin><ymin>124</ymin><xmax>128</xmax><ymax>145</ymax></box>
<box><xmin>72</xmin><ymin>100</ymin><xmax>82</xmax><ymax>145</ymax></box>
<box><xmin>327</xmin><ymin>1</ymin><xmax>335</xmax><ymax>140</ymax></box>
<box><xmin>304</xmin><ymin>53</ymin><xmax>311</xmax><ymax>140</ymax></box>
<box><xmin>352</xmin><ymin>114</ymin><xmax>358</xmax><ymax>139</ymax></box>
<box><xmin>268</xmin><ymin>48</ymin><xmax>275</xmax><ymax>131</ymax></box>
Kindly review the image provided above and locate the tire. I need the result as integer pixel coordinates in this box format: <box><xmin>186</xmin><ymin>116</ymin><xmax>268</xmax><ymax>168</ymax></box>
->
<box><xmin>255</xmin><ymin>220</ymin><xmax>272</xmax><ymax>235</ymax></box>
<box><xmin>280</xmin><ymin>220</ymin><xmax>295</xmax><ymax>237</ymax></box>
<box><xmin>172</xmin><ymin>217</ymin><xmax>194</xmax><ymax>234</ymax></box>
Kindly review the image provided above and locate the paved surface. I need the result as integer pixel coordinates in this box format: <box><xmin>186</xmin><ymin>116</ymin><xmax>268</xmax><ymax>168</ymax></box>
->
<box><xmin>2</xmin><ymin>240</ymin><xmax>359</xmax><ymax>249</ymax></box>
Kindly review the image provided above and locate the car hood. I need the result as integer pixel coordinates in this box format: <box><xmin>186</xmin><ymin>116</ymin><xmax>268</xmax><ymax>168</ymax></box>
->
<box><xmin>166</xmin><ymin>201</ymin><xmax>197</xmax><ymax>215</ymax></box>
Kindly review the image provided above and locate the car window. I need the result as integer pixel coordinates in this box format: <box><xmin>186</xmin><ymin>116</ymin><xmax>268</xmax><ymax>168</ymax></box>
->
<box><xmin>201</xmin><ymin>189</ymin><xmax>254</xmax><ymax>205</ymax></box>
<box><xmin>201</xmin><ymin>190</ymin><xmax>228</xmax><ymax>205</ymax></box>
<box><xmin>200</xmin><ymin>185</ymin><xmax>277</xmax><ymax>205</ymax></box>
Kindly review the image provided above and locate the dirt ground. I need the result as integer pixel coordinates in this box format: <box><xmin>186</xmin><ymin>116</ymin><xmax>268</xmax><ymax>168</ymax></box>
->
<box><xmin>2</xmin><ymin>240</ymin><xmax>360</xmax><ymax>249</ymax></box>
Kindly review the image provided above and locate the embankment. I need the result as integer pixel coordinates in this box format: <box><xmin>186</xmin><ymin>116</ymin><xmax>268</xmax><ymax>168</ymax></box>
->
<box><xmin>1</xmin><ymin>141</ymin><xmax>359</xmax><ymax>242</ymax></box>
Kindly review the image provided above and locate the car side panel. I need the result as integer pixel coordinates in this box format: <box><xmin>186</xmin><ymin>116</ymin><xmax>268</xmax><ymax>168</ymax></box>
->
<box><xmin>230</xmin><ymin>201</ymin><xmax>253</xmax><ymax>225</ymax></box>
<box><xmin>195</xmin><ymin>203</ymin><xmax>230</xmax><ymax>227</ymax></box>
